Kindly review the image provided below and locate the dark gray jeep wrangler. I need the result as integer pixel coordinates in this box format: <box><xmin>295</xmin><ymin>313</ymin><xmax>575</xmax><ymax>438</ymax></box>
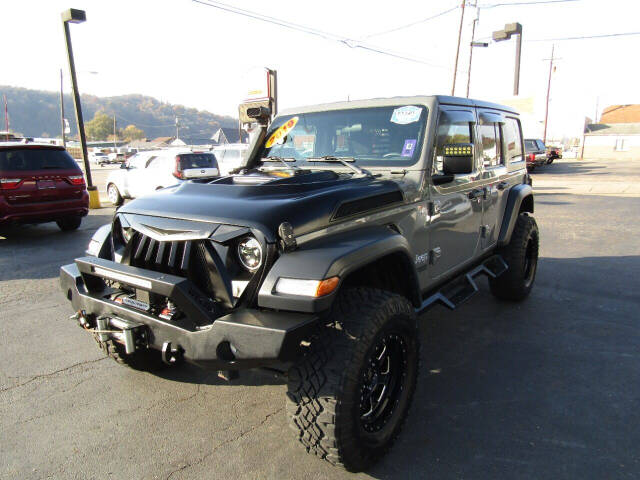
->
<box><xmin>60</xmin><ymin>95</ymin><xmax>538</xmax><ymax>472</ymax></box>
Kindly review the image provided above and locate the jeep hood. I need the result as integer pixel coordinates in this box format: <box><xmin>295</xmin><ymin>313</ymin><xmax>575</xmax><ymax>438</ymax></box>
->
<box><xmin>118</xmin><ymin>171</ymin><xmax>406</xmax><ymax>242</ymax></box>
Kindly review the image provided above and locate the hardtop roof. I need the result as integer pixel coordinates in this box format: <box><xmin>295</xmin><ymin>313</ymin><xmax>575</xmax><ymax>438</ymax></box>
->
<box><xmin>277</xmin><ymin>95</ymin><xmax>519</xmax><ymax>117</ymax></box>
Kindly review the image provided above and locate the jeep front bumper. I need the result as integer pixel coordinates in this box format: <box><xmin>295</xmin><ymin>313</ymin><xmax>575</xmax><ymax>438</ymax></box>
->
<box><xmin>60</xmin><ymin>257</ymin><xmax>318</xmax><ymax>370</ymax></box>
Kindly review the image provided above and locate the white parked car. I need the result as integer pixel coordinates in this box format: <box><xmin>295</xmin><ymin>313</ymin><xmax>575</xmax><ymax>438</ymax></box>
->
<box><xmin>105</xmin><ymin>149</ymin><xmax>219</xmax><ymax>206</ymax></box>
<box><xmin>90</xmin><ymin>151</ymin><xmax>109</xmax><ymax>165</ymax></box>
<box><xmin>212</xmin><ymin>143</ymin><xmax>248</xmax><ymax>175</ymax></box>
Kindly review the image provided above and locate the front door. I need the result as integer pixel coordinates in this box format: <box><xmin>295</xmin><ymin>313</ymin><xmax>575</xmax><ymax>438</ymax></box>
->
<box><xmin>427</xmin><ymin>107</ymin><xmax>484</xmax><ymax>282</ymax></box>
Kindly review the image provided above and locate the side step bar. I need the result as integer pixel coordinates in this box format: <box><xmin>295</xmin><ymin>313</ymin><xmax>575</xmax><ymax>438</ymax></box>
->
<box><xmin>416</xmin><ymin>255</ymin><xmax>508</xmax><ymax>315</ymax></box>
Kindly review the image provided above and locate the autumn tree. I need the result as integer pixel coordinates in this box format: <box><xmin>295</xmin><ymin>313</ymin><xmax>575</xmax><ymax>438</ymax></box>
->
<box><xmin>85</xmin><ymin>111</ymin><xmax>113</xmax><ymax>141</ymax></box>
<box><xmin>122</xmin><ymin>124</ymin><xmax>145</xmax><ymax>141</ymax></box>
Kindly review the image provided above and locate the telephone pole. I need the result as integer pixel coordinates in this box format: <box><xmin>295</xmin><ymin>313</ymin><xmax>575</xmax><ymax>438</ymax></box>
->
<box><xmin>175</xmin><ymin>116</ymin><xmax>180</xmax><ymax>140</ymax></box>
<box><xmin>451</xmin><ymin>0</ymin><xmax>466</xmax><ymax>96</ymax></box>
<box><xmin>60</xmin><ymin>69</ymin><xmax>66</xmax><ymax>147</ymax></box>
<box><xmin>543</xmin><ymin>44</ymin><xmax>556</xmax><ymax>144</ymax></box>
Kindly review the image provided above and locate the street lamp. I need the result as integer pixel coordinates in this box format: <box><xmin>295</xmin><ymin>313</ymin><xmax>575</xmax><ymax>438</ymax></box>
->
<box><xmin>492</xmin><ymin>22</ymin><xmax>523</xmax><ymax>96</ymax></box>
<box><xmin>61</xmin><ymin>8</ymin><xmax>100</xmax><ymax>208</ymax></box>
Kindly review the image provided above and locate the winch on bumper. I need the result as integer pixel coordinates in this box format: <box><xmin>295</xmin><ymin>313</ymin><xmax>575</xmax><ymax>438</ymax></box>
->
<box><xmin>60</xmin><ymin>256</ymin><xmax>318</xmax><ymax>369</ymax></box>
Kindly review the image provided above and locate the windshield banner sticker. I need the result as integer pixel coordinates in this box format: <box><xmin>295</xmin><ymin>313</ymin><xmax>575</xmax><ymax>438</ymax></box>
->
<box><xmin>401</xmin><ymin>139</ymin><xmax>417</xmax><ymax>157</ymax></box>
<box><xmin>390</xmin><ymin>106</ymin><xmax>421</xmax><ymax>125</ymax></box>
<box><xmin>265</xmin><ymin>116</ymin><xmax>299</xmax><ymax>148</ymax></box>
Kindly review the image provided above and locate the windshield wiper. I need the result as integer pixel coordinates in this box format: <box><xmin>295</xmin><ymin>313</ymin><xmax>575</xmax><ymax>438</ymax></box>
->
<box><xmin>307</xmin><ymin>156</ymin><xmax>371</xmax><ymax>177</ymax></box>
<box><xmin>262</xmin><ymin>156</ymin><xmax>300</xmax><ymax>170</ymax></box>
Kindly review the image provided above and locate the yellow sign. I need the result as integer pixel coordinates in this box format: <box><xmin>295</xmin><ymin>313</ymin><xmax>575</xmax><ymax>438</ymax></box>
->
<box><xmin>265</xmin><ymin>117</ymin><xmax>299</xmax><ymax>148</ymax></box>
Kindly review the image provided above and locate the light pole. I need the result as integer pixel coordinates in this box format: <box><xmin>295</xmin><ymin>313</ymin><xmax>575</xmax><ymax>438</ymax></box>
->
<box><xmin>62</xmin><ymin>8</ymin><xmax>100</xmax><ymax>208</ymax></box>
<box><xmin>492</xmin><ymin>22</ymin><xmax>523</xmax><ymax>96</ymax></box>
<box><xmin>59</xmin><ymin>69</ymin><xmax>66</xmax><ymax>148</ymax></box>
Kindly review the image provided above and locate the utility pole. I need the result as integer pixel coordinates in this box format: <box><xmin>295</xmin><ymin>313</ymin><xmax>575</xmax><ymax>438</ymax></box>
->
<box><xmin>60</xmin><ymin>69</ymin><xmax>66</xmax><ymax>147</ymax></box>
<box><xmin>113</xmin><ymin>115</ymin><xmax>117</xmax><ymax>149</ymax></box>
<box><xmin>175</xmin><ymin>116</ymin><xmax>180</xmax><ymax>140</ymax></box>
<box><xmin>543</xmin><ymin>44</ymin><xmax>556</xmax><ymax>144</ymax></box>
<box><xmin>451</xmin><ymin>0</ymin><xmax>466</xmax><ymax>96</ymax></box>
<box><xmin>466</xmin><ymin>16</ymin><xmax>478</xmax><ymax>98</ymax></box>
<box><xmin>3</xmin><ymin>94</ymin><xmax>8</xmax><ymax>140</ymax></box>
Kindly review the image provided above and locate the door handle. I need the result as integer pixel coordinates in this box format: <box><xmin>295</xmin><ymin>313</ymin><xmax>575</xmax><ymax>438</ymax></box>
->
<box><xmin>497</xmin><ymin>181</ymin><xmax>508</xmax><ymax>191</ymax></box>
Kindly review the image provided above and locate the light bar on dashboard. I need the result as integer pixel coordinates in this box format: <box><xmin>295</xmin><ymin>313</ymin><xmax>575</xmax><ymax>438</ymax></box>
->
<box><xmin>443</xmin><ymin>144</ymin><xmax>473</xmax><ymax>156</ymax></box>
<box><xmin>93</xmin><ymin>267</ymin><xmax>152</xmax><ymax>289</ymax></box>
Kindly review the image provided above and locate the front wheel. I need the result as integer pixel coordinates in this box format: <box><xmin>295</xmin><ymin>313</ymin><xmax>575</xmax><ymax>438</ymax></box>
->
<box><xmin>286</xmin><ymin>288</ymin><xmax>419</xmax><ymax>472</ymax></box>
<box><xmin>490</xmin><ymin>213</ymin><xmax>539</xmax><ymax>301</ymax></box>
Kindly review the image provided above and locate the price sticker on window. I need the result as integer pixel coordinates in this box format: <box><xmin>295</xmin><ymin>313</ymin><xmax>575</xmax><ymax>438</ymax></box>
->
<box><xmin>265</xmin><ymin>117</ymin><xmax>299</xmax><ymax>148</ymax></box>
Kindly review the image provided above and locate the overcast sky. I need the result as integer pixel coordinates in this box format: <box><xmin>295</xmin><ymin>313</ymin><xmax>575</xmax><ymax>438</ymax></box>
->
<box><xmin>2</xmin><ymin>0</ymin><xmax>640</xmax><ymax>138</ymax></box>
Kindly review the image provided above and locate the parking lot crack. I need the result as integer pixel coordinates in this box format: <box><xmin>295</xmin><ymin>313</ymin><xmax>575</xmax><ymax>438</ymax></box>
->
<box><xmin>164</xmin><ymin>406</ymin><xmax>283</xmax><ymax>480</ymax></box>
<box><xmin>1</xmin><ymin>357</ymin><xmax>107</xmax><ymax>393</ymax></box>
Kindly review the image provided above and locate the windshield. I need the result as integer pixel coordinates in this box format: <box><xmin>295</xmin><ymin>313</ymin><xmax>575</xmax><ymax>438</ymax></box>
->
<box><xmin>0</xmin><ymin>148</ymin><xmax>78</xmax><ymax>171</ymax></box>
<box><xmin>260</xmin><ymin>105</ymin><xmax>428</xmax><ymax>167</ymax></box>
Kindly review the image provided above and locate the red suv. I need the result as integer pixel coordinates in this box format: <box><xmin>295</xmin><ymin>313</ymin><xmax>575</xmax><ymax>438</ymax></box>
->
<box><xmin>0</xmin><ymin>144</ymin><xmax>89</xmax><ymax>231</ymax></box>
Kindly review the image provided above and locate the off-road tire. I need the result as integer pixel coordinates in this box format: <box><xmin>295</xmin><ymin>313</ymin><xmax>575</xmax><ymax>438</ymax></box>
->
<box><xmin>107</xmin><ymin>183</ymin><xmax>124</xmax><ymax>206</ymax></box>
<box><xmin>97</xmin><ymin>338</ymin><xmax>168</xmax><ymax>371</ymax></box>
<box><xmin>56</xmin><ymin>216</ymin><xmax>82</xmax><ymax>231</ymax></box>
<box><xmin>286</xmin><ymin>288</ymin><xmax>419</xmax><ymax>472</ymax></box>
<box><xmin>490</xmin><ymin>213</ymin><xmax>539</xmax><ymax>301</ymax></box>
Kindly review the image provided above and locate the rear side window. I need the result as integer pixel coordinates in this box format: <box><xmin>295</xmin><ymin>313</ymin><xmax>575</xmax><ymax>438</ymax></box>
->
<box><xmin>179</xmin><ymin>153</ymin><xmax>217</xmax><ymax>169</ymax></box>
<box><xmin>503</xmin><ymin>117</ymin><xmax>523</xmax><ymax>163</ymax></box>
<box><xmin>0</xmin><ymin>148</ymin><xmax>78</xmax><ymax>171</ymax></box>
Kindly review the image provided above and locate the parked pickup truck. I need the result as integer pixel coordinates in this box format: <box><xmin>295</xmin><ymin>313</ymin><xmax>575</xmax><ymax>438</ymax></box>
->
<box><xmin>61</xmin><ymin>96</ymin><xmax>538</xmax><ymax>472</ymax></box>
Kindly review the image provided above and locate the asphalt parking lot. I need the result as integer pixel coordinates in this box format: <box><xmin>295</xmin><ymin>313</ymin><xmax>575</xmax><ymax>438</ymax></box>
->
<box><xmin>1</xmin><ymin>158</ymin><xmax>639</xmax><ymax>479</ymax></box>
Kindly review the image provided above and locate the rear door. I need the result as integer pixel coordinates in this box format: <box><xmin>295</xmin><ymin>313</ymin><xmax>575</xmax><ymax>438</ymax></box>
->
<box><xmin>0</xmin><ymin>147</ymin><xmax>84</xmax><ymax>205</ymax></box>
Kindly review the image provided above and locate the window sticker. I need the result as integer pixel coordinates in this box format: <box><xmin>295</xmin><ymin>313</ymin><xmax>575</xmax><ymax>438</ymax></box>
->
<box><xmin>265</xmin><ymin>116</ymin><xmax>299</xmax><ymax>148</ymax></box>
<box><xmin>390</xmin><ymin>106</ymin><xmax>422</xmax><ymax>125</ymax></box>
<box><xmin>401</xmin><ymin>139</ymin><xmax>418</xmax><ymax>157</ymax></box>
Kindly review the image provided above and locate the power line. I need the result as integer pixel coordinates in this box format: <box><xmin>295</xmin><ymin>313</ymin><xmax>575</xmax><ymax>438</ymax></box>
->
<box><xmin>192</xmin><ymin>0</ymin><xmax>450</xmax><ymax>69</ymax></box>
<box><xmin>362</xmin><ymin>5</ymin><xmax>460</xmax><ymax>39</ymax></box>
<box><xmin>482</xmin><ymin>0</ymin><xmax>580</xmax><ymax>7</ymax></box>
<box><xmin>528</xmin><ymin>31</ymin><xmax>640</xmax><ymax>42</ymax></box>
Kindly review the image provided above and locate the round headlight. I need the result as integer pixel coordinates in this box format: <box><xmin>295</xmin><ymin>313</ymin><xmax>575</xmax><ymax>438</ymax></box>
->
<box><xmin>237</xmin><ymin>237</ymin><xmax>262</xmax><ymax>271</ymax></box>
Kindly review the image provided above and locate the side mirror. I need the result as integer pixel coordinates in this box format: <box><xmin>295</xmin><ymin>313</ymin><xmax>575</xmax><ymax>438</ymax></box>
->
<box><xmin>120</xmin><ymin>163</ymin><xmax>128</xmax><ymax>169</ymax></box>
<box><xmin>442</xmin><ymin>143</ymin><xmax>474</xmax><ymax>175</ymax></box>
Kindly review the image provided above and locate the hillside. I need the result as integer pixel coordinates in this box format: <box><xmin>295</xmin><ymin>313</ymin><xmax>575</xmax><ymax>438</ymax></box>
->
<box><xmin>0</xmin><ymin>86</ymin><xmax>237</xmax><ymax>142</ymax></box>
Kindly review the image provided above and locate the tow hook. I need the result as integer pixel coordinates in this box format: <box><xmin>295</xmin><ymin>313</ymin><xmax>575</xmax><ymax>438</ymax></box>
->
<box><xmin>162</xmin><ymin>342</ymin><xmax>184</xmax><ymax>365</ymax></box>
<box><xmin>70</xmin><ymin>310</ymin><xmax>88</xmax><ymax>328</ymax></box>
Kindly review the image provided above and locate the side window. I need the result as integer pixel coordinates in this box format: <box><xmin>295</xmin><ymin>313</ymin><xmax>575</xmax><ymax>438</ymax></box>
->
<box><xmin>477</xmin><ymin>121</ymin><xmax>503</xmax><ymax>168</ymax></box>
<box><xmin>503</xmin><ymin>117</ymin><xmax>523</xmax><ymax>163</ymax></box>
<box><xmin>433</xmin><ymin>116</ymin><xmax>473</xmax><ymax>174</ymax></box>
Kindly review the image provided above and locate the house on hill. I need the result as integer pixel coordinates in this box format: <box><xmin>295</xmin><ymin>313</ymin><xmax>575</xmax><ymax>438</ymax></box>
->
<box><xmin>600</xmin><ymin>105</ymin><xmax>640</xmax><ymax>124</ymax></box>
<box><xmin>211</xmin><ymin>127</ymin><xmax>247</xmax><ymax>145</ymax></box>
<box><xmin>582</xmin><ymin>123</ymin><xmax>640</xmax><ymax>159</ymax></box>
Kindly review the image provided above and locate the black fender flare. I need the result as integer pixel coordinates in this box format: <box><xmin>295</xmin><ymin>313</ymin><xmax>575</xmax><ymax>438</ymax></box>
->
<box><xmin>498</xmin><ymin>184</ymin><xmax>534</xmax><ymax>246</ymax></box>
<box><xmin>258</xmin><ymin>226</ymin><xmax>421</xmax><ymax>313</ymax></box>
<box><xmin>86</xmin><ymin>224</ymin><xmax>113</xmax><ymax>258</ymax></box>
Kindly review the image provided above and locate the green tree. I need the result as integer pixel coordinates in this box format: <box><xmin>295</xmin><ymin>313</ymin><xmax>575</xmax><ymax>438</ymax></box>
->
<box><xmin>85</xmin><ymin>111</ymin><xmax>113</xmax><ymax>141</ymax></box>
<box><xmin>122</xmin><ymin>124</ymin><xmax>145</xmax><ymax>141</ymax></box>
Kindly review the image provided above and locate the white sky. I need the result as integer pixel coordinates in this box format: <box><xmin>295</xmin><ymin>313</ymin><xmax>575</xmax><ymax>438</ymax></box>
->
<box><xmin>2</xmin><ymin>0</ymin><xmax>640</xmax><ymax>138</ymax></box>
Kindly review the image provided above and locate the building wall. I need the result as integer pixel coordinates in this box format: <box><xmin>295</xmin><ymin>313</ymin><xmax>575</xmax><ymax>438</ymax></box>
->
<box><xmin>583</xmin><ymin>134</ymin><xmax>640</xmax><ymax>159</ymax></box>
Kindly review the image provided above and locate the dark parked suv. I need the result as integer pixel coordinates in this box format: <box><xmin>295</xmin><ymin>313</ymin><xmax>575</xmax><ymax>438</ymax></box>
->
<box><xmin>0</xmin><ymin>144</ymin><xmax>89</xmax><ymax>230</ymax></box>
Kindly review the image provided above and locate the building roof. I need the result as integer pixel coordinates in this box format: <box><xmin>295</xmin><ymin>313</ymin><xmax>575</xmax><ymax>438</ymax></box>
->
<box><xmin>600</xmin><ymin>105</ymin><xmax>640</xmax><ymax>124</ymax></box>
<box><xmin>584</xmin><ymin>123</ymin><xmax>640</xmax><ymax>135</ymax></box>
<box><xmin>150</xmin><ymin>136</ymin><xmax>175</xmax><ymax>145</ymax></box>
<box><xmin>211</xmin><ymin>127</ymin><xmax>248</xmax><ymax>145</ymax></box>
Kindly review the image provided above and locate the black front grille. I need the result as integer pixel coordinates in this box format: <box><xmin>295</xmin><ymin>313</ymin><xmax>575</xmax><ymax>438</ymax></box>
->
<box><xmin>128</xmin><ymin>232</ymin><xmax>192</xmax><ymax>276</ymax></box>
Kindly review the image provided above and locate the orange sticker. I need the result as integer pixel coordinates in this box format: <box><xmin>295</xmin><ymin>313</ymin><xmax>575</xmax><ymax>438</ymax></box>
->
<box><xmin>265</xmin><ymin>117</ymin><xmax>299</xmax><ymax>148</ymax></box>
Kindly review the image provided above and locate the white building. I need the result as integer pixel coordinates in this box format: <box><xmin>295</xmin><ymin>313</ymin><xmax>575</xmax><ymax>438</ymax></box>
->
<box><xmin>582</xmin><ymin>123</ymin><xmax>640</xmax><ymax>160</ymax></box>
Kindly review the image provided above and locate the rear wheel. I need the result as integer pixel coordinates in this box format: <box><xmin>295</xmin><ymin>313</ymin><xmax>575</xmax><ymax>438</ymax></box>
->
<box><xmin>56</xmin><ymin>216</ymin><xmax>82</xmax><ymax>231</ymax></box>
<box><xmin>490</xmin><ymin>213</ymin><xmax>539</xmax><ymax>301</ymax></box>
<box><xmin>286</xmin><ymin>288</ymin><xmax>419</xmax><ymax>472</ymax></box>
<box><xmin>107</xmin><ymin>183</ymin><xmax>123</xmax><ymax>206</ymax></box>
